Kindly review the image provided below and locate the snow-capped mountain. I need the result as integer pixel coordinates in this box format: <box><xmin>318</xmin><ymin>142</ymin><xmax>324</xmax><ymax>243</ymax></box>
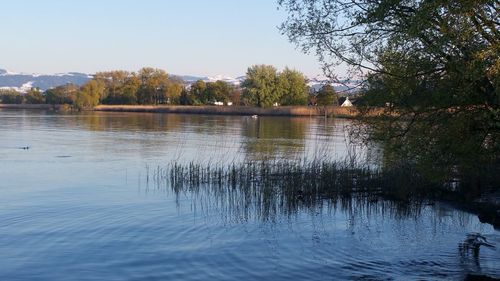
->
<box><xmin>306</xmin><ymin>76</ymin><xmax>361</xmax><ymax>93</ymax></box>
<box><xmin>174</xmin><ymin>74</ymin><xmax>246</xmax><ymax>86</ymax></box>
<box><xmin>0</xmin><ymin>69</ymin><xmax>92</xmax><ymax>92</ymax></box>
<box><xmin>0</xmin><ymin>68</ymin><xmax>360</xmax><ymax>93</ymax></box>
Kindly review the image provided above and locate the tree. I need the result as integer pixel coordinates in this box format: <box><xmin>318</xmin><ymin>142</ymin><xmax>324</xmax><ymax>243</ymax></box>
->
<box><xmin>189</xmin><ymin>80</ymin><xmax>207</xmax><ymax>105</ymax></box>
<box><xmin>137</xmin><ymin>68</ymin><xmax>165</xmax><ymax>104</ymax></box>
<box><xmin>279</xmin><ymin>0</ymin><xmax>500</xmax><ymax>192</ymax></box>
<box><xmin>0</xmin><ymin>89</ymin><xmax>23</xmax><ymax>104</ymax></box>
<box><xmin>119</xmin><ymin>74</ymin><xmax>140</xmax><ymax>104</ymax></box>
<box><xmin>44</xmin><ymin>84</ymin><xmax>78</xmax><ymax>105</ymax></box>
<box><xmin>25</xmin><ymin>88</ymin><xmax>45</xmax><ymax>104</ymax></box>
<box><xmin>229</xmin><ymin>88</ymin><xmax>242</xmax><ymax>105</ymax></box>
<box><xmin>162</xmin><ymin>77</ymin><xmax>184</xmax><ymax>104</ymax></box>
<box><xmin>316</xmin><ymin>84</ymin><xmax>337</xmax><ymax>106</ymax></box>
<box><xmin>179</xmin><ymin>88</ymin><xmax>191</xmax><ymax>105</ymax></box>
<box><xmin>279</xmin><ymin>0</ymin><xmax>499</xmax><ymax>112</ymax></box>
<box><xmin>95</xmin><ymin>71</ymin><xmax>136</xmax><ymax>104</ymax></box>
<box><xmin>277</xmin><ymin>68</ymin><xmax>309</xmax><ymax>105</ymax></box>
<box><xmin>205</xmin><ymin>80</ymin><xmax>233</xmax><ymax>104</ymax></box>
<box><xmin>75</xmin><ymin>80</ymin><xmax>106</xmax><ymax>110</ymax></box>
<box><xmin>242</xmin><ymin>65</ymin><xmax>280</xmax><ymax>107</ymax></box>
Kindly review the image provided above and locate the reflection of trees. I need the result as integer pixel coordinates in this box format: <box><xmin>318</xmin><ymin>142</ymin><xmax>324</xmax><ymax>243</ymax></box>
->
<box><xmin>77</xmin><ymin>112</ymin><xmax>185</xmax><ymax>132</ymax></box>
<box><xmin>241</xmin><ymin>117</ymin><xmax>308</xmax><ymax>160</ymax></box>
<box><xmin>78</xmin><ymin>112</ymin><xmax>243</xmax><ymax>136</ymax></box>
<box><xmin>365</xmin><ymin>110</ymin><xmax>500</xmax><ymax>199</ymax></box>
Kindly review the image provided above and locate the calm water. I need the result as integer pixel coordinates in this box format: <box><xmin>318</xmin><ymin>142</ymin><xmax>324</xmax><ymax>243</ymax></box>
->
<box><xmin>0</xmin><ymin>109</ymin><xmax>498</xmax><ymax>280</ymax></box>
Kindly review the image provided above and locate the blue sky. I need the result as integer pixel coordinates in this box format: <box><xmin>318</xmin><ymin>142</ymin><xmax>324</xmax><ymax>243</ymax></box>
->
<box><xmin>2</xmin><ymin>0</ymin><xmax>324</xmax><ymax>77</ymax></box>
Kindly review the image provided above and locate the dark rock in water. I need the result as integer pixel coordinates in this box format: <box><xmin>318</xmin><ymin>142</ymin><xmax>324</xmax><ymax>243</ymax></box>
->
<box><xmin>464</xmin><ymin>274</ymin><xmax>500</xmax><ymax>281</ymax></box>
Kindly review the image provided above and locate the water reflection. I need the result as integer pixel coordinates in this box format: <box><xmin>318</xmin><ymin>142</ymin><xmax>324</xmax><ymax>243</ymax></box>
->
<box><xmin>241</xmin><ymin>117</ymin><xmax>308</xmax><ymax>160</ymax></box>
<box><xmin>139</xmin><ymin>161</ymin><xmax>499</xmax><ymax>280</ymax></box>
<box><xmin>1</xmin><ymin>109</ymin><xmax>498</xmax><ymax>280</ymax></box>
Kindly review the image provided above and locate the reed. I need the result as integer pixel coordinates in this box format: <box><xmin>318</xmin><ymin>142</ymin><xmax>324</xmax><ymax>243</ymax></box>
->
<box><xmin>93</xmin><ymin>105</ymin><xmax>372</xmax><ymax>117</ymax></box>
<box><xmin>139</xmin><ymin>157</ymin><xmax>443</xmax><ymax>222</ymax></box>
<box><xmin>145</xmin><ymin>158</ymin><xmax>435</xmax><ymax>206</ymax></box>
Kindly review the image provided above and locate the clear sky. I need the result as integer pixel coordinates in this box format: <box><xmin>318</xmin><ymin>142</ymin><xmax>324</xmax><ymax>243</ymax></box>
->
<box><xmin>2</xmin><ymin>0</ymin><xmax>324</xmax><ymax>77</ymax></box>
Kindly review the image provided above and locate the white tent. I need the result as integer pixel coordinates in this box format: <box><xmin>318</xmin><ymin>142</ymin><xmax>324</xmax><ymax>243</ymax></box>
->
<box><xmin>341</xmin><ymin>97</ymin><xmax>353</xmax><ymax>107</ymax></box>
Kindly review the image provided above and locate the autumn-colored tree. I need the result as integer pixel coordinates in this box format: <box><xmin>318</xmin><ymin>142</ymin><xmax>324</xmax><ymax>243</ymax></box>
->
<box><xmin>75</xmin><ymin>80</ymin><xmax>106</xmax><ymax>110</ymax></box>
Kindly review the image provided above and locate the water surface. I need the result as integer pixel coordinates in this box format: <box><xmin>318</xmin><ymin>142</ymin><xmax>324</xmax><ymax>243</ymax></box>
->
<box><xmin>0</xmin><ymin>109</ymin><xmax>498</xmax><ymax>280</ymax></box>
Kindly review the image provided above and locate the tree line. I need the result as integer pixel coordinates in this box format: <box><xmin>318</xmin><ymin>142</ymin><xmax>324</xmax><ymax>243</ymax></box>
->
<box><xmin>0</xmin><ymin>66</ymin><xmax>339</xmax><ymax>109</ymax></box>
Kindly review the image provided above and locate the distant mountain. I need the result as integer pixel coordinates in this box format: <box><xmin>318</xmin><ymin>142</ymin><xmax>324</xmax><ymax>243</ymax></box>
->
<box><xmin>0</xmin><ymin>68</ymin><xmax>360</xmax><ymax>94</ymax></box>
<box><xmin>307</xmin><ymin>76</ymin><xmax>362</xmax><ymax>93</ymax></box>
<box><xmin>0</xmin><ymin>69</ymin><xmax>92</xmax><ymax>92</ymax></box>
<box><xmin>174</xmin><ymin>75</ymin><xmax>246</xmax><ymax>86</ymax></box>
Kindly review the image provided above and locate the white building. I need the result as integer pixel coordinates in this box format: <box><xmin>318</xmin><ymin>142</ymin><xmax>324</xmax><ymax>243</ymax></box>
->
<box><xmin>341</xmin><ymin>97</ymin><xmax>353</xmax><ymax>107</ymax></box>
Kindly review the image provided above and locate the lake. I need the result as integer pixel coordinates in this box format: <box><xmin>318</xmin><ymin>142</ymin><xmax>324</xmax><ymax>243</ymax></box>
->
<box><xmin>0</xmin><ymin>109</ymin><xmax>498</xmax><ymax>280</ymax></box>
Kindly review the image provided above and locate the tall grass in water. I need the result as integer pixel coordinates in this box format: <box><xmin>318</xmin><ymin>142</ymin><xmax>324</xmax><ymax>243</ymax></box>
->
<box><xmin>144</xmin><ymin>158</ymin><xmax>433</xmax><ymax>221</ymax></box>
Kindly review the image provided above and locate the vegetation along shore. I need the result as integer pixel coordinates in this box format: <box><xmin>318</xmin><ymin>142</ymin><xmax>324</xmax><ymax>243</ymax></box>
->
<box><xmin>0</xmin><ymin>103</ymin><xmax>373</xmax><ymax>118</ymax></box>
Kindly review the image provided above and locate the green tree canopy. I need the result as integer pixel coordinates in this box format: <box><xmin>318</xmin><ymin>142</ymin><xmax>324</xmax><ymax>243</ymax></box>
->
<box><xmin>134</xmin><ymin>68</ymin><xmax>185</xmax><ymax>105</ymax></box>
<box><xmin>279</xmin><ymin>0</ymin><xmax>499</xmax><ymax>191</ymax></box>
<box><xmin>95</xmin><ymin>71</ymin><xmax>138</xmax><ymax>104</ymax></box>
<box><xmin>0</xmin><ymin>89</ymin><xmax>23</xmax><ymax>104</ymax></box>
<box><xmin>189</xmin><ymin>80</ymin><xmax>207</xmax><ymax>105</ymax></box>
<box><xmin>205</xmin><ymin>80</ymin><xmax>233</xmax><ymax>104</ymax></box>
<box><xmin>44</xmin><ymin>84</ymin><xmax>78</xmax><ymax>105</ymax></box>
<box><xmin>75</xmin><ymin>80</ymin><xmax>106</xmax><ymax>110</ymax></box>
<box><xmin>137</xmin><ymin>67</ymin><xmax>169</xmax><ymax>105</ymax></box>
<box><xmin>24</xmin><ymin>88</ymin><xmax>45</xmax><ymax>104</ymax></box>
<box><xmin>278</xmin><ymin>68</ymin><xmax>309</xmax><ymax>106</ymax></box>
<box><xmin>316</xmin><ymin>84</ymin><xmax>337</xmax><ymax>106</ymax></box>
<box><xmin>162</xmin><ymin>77</ymin><xmax>184</xmax><ymax>104</ymax></box>
<box><xmin>242</xmin><ymin>65</ymin><xmax>280</xmax><ymax>107</ymax></box>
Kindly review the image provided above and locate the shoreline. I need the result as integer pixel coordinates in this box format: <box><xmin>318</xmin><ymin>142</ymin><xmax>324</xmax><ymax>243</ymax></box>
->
<box><xmin>0</xmin><ymin>104</ymin><xmax>65</xmax><ymax>110</ymax></box>
<box><xmin>93</xmin><ymin>104</ymin><xmax>365</xmax><ymax>117</ymax></box>
<box><xmin>0</xmin><ymin>103</ymin><xmax>385</xmax><ymax>118</ymax></box>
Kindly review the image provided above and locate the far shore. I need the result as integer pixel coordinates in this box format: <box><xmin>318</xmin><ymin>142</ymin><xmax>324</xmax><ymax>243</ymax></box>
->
<box><xmin>0</xmin><ymin>103</ymin><xmax>385</xmax><ymax>118</ymax></box>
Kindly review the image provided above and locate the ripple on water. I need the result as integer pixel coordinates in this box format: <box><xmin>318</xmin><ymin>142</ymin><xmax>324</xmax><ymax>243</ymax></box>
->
<box><xmin>1</xmin><ymin>111</ymin><xmax>499</xmax><ymax>281</ymax></box>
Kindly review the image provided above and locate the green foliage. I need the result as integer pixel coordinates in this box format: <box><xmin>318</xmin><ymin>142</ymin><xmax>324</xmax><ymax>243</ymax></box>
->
<box><xmin>279</xmin><ymin>0</ymin><xmax>498</xmax><ymax>109</ymax></box>
<box><xmin>24</xmin><ymin>88</ymin><xmax>45</xmax><ymax>104</ymax></box>
<box><xmin>278</xmin><ymin>68</ymin><xmax>309</xmax><ymax>105</ymax></box>
<box><xmin>163</xmin><ymin>77</ymin><xmax>184</xmax><ymax>104</ymax></box>
<box><xmin>229</xmin><ymin>88</ymin><xmax>242</xmax><ymax>106</ymax></box>
<box><xmin>242</xmin><ymin>65</ymin><xmax>309</xmax><ymax>107</ymax></box>
<box><xmin>75</xmin><ymin>80</ymin><xmax>106</xmax><ymax>110</ymax></box>
<box><xmin>206</xmin><ymin>81</ymin><xmax>233</xmax><ymax>104</ymax></box>
<box><xmin>242</xmin><ymin>65</ymin><xmax>280</xmax><ymax>107</ymax></box>
<box><xmin>0</xmin><ymin>89</ymin><xmax>23</xmax><ymax>104</ymax></box>
<box><xmin>135</xmin><ymin>68</ymin><xmax>185</xmax><ymax>105</ymax></box>
<box><xmin>316</xmin><ymin>84</ymin><xmax>337</xmax><ymax>106</ymax></box>
<box><xmin>279</xmin><ymin>0</ymin><xmax>500</xmax><ymax>192</ymax></box>
<box><xmin>189</xmin><ymin>80</ymin><xmax>207</xmax><ymax>105</ymax></box>
<box><xmin>179</xmin><ymin>88</ymin><xmax>192</xmax><ymax>105</ymax></box>
<box><xmin>90</xmin><ymin>68</ymin><xmax>185</xmax><ymax>105</ymax></box>
<box><xmin>96</xmin><ymin>71</ymin><xmax>139</xmax><ymax>105</ymax></box>
<box><xmin>44</xmin><ymin>84</ymin><xmax>78</xmax><ymax>105</ymax></box>
<box><xmin>186</xmin><ymin>80</ymin><xmax>234</xmax><ymax>105</ymax></box>
<box><xmin>136</xmin><ymin>67</ymin><xmax>169</xmax><ymax>104</ymax></box>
